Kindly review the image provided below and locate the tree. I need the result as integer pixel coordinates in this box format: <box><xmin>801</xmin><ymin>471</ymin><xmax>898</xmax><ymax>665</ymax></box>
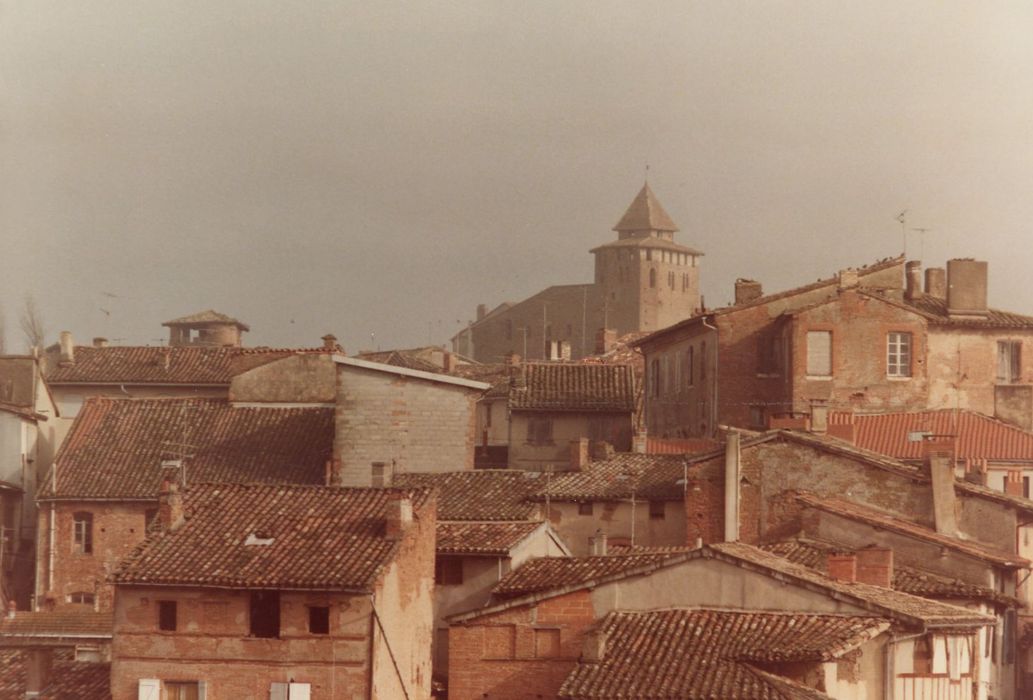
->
<box><xmin>19</xmin><ymin>295</ymin><xmax>45</xmax><ymax>352</ymax></box>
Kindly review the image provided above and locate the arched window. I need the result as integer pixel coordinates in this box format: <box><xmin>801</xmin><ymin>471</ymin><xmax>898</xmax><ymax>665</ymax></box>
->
<box><xmin>73</xmin><ymin>512</ymin><xmax>93</xmax><ymax>554</ymax></box>
<box><xmin>67</xmin><ymin>591</ymin><xmax>95</xmax><ymax>605</ymax></box>
<box><xmin>649</xmin><ymin>269</ymin><xmax>657</xmax><ymax>288</ymax></box>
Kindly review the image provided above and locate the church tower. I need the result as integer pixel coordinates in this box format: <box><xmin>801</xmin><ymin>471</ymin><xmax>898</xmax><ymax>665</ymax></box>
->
<box><xmin>591</xmin><ymin>183</ymin><xmax>703</xmax><ymax>334</ymax></box>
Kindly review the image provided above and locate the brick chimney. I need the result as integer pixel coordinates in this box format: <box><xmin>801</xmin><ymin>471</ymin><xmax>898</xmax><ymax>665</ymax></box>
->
<box><xmin>734</xmin><ymin>279</ymin><xmax>763</xmax><ymax>305</ymax></box>
<box><xmin>58</xmin><ymin>331</ymin><xmax>74</xmax><ymax>366</ymax></box>
<box><xmin>927</xmin><ymin>449</ymin><xmax>958</xmax><ymax>537</ymax></box>
<box><xmin>595</xmin><ymin>328</ymin><xmax>618</xmax><ymax>355</ymax></box>
<box><xmin>385</xmin><ymin>492</ymin><xmax>413</xmax><ymax>540</ymax></box>
<box><xmin>321</xmin><ymin>334</ymin><xmax>338</xmax><ymax>351</ymax></box>
<box><xmin>632</xmin><ymin>429</ymin><xmax>647</xmax><ymax>454</ymax></box>
<box><xmin>476</xmin><ymin>304</ymin><xmax>487</xmax><ymax>322</ymax></box>
<box><xmin>925</xmin><ymin>267</ymin><xmax>946</xmax><ymax>299</ymax></box>
<box><xmin>92</xmin><ymin>337</ymin><xmax>109</xmax><ymax>348</ymax></box>
<box><xmin>946</xmin><ymin>259</ymin><xmax>989</xmax><ymax>318</ymax></box>
<box><xmin>158</xmin><ymin>478</ymin><xmax>185</xmax><ymax>531</ymax></box>
<box><xmin>570</xmin><ymin>438</ymin><xmax>590</xmax><ymax>471</ymax></box>
<box><xmin>855</xmin><ymin>546</ymin><xmax>893</xmax><ymax>588</ymax></box>
<box><xmin>442</xmin><ymin>351</ymin><xmax>455</xmax><ymax>373</ymax></box>
<box><xmin>827</xmin><ymin>552</ymin><xmax>857</xmax><ymax>582</ymax></box>
<box><xmin>905</xmin><ymin>261</ymin><xmax>922</xmax><ymax>301</ymax></box>
<box><xmin>837</xmin><ymin>268</ymin><xmax>859</xmax><ymax>290</ymax></box>
<box><xmin>591</xmin><ymin>529</ymin><xmax>608</xmax><ymax>556</ymax></box>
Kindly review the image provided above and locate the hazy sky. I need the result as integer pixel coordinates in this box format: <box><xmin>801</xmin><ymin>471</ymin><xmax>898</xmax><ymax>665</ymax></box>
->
<box><xmin>3</xmin><ymin>2</ymin><xmax>1033</xmax><ymax>352</ymax></box>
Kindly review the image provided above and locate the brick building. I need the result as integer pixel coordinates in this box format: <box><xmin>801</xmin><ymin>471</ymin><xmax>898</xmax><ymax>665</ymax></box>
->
<box><xmin>35</xmin><ymin>397</ymin><xmax>333</xmax><ymax>611</ymax></box>
<box><xmin>109</xmin><ymin>483</ymin><xmax>436</xmax><ymax>699</ymax></box>
<box><xmin>636</xmin><ymin>257</ymin><xmax>1033</xmax><ymax>438</ymax></box>
<box><xmin>453</xmin><ymin>183</ymin><xmax>703</xmax><ymax>362</ymax></box>
<box><xmin>447</xmin><ymin>543</ymin><xmax>990</xmax><ymax>699</ymax></box>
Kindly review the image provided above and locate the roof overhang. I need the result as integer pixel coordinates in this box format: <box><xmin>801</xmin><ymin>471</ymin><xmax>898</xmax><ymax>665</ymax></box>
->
<box><xmin>334</xmin><ymin>355</ymin><xmax>490</xmax><ymax>391</ymax></box>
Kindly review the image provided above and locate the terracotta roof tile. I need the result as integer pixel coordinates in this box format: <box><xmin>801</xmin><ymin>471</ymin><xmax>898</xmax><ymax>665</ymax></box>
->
<box><xmin>45</xmin><ymin>398</ymin><xmax>332</xmax><ymax>500</ymax></box>
<box><xmin>392</xmin><ymin>471</ymin><xmax>544</xmax><ymax>520</ymax></box>
<box><xmin>904</xmin><ymin>295</ymin><xmax>1033</xmax><ymax>329</ymax></box>
<box><xmin>449</xmin><ymin>363</ymin><xmax>517</xmax><ymax>398</ymax></box>
<box><xmin>494</xmin><ymin>551</ymin><xmax>683</xmax><ymax>597</ymax></box>
<box><xmin>532</xmin><ymin>453</ymin><xmax>688</xmax><ymax>502</ymax></box>
<box><xmin>795</xmin><ymin>492</ymin><xmax>1029</xmax><ymax>568</ymax></box>
<box><xmin>46</xmin><ymin>345</ymin><xmax>332</xmax><ymax>385</ymax></box>
<box><xmin>437</xmin><ymin>521</ymin><xmax>543</xmax><ymax>555</ymax></box>
<box><xmin>113</xmin><ymin>483</ymin><xmax>431</xmax><ymax>590</ymax></box>
<box><xmin>0</xmin><ymin>611</ymin><xmax>112</xmax><ymax>640</ymax></box>
<box><xmin>163</xmin><ymin>309</ymin><xmax>249</xmax><ymax>329</ymax></box>
<box><xmin>355</xmin><ymin>349</ymin><xmax>443</xmax><ymax>374</ymax></box>
<box><xmin>509</xmin><ymin>363</ymin><xmax>636</xmax><ymax>412</ymax></box>
<box><xmin>0</xmin><ymin>649</ymin><xmax>110</xmax><ymax>700</ymax></box>
<box><xmin>558</xmin><ymin>608</ymin><xmax>886</xmax><ymax>699</ymax></box>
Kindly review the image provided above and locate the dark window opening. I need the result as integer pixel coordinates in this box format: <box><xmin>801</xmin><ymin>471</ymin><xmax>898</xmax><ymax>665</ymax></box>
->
<box><xmin>578</xmin><ymin>502</ymin><xmax>593</xmax><ymax>516</ymax></box>
<box><xmin>249</xmin><ymin>590</ymin><xmax>281</xmax><ymax>638</ymax></box>
<box><xmin>649</xmin><ymin>268</ymin><xmax>657</xmax><ymax>288</ymax></box>
<box><xmin>308</xmin><ymin>606</ymin><xmax>330</xmax><ymax>635</ymax></box>
<box><xmin>371</xmin><ymin>462</ymin><xmax>386</xmax><ymax>488</ymax></box>
<box><xmin>527</xmin><ymin>416</ymin><xmax>553</xmax><ymax>445</ymax></box>
<box><xmin>648</xmin><ymin>501</ymin><xmax>665</xmax><ymax>520</ymax></box>
<box><xmin>998</xmin><ymin>340</ymin><xmax>1022</xmax><ymax>383</ymax></box>
<box><xmin>144</xmin><ymin>508</ymin><xmax>158</xmax><ymax>528</ymax></box>
<box><xmin>435</xmin><ymin>558</ymin><xmax>464</xmax><ymax>585</ymax></box>
<box><xmin>73</xmin><ymin>512</ymin><xmax>93</xmax><ymax>554</ymax></box>
<box><xmin>158</xmin><ymin>600</ymin><xmax>177</xmax><ymax>631</ymax></box>
<box><xmin>68</xmin><ymin>591</ymin><xmax>94</xmax><ymax>605</ymax></box>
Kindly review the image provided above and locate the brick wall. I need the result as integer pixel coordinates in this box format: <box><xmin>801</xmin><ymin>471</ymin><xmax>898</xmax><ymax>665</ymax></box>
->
<box><xmin>334</xmin><ymin>364</ymin><xmax>479</xmax><ymax>486</ymax></box>
<box><xmin>447</xmin><ymin>589</ymin><xmax>596</xmax><ymax>700</ymax></box>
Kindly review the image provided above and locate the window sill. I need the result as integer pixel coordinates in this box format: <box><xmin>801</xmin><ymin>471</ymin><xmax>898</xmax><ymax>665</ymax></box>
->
<box><xmin>886</xmin><ymin>375</ymin><xmax>912</xmax><ymax>381</ymax></box>
<box><xmin>804</xmin><ymin>375</ymin><xmax>832</xmax><ymax>381</ymax></box>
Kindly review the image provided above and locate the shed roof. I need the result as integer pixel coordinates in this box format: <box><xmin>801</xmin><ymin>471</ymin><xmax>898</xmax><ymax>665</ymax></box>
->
<box><xmin>392</xmin><ymin>470</ymin><xmax>544</xmax><ymax>521</ymax></box>
<box><xmin>436</xmin><ymin>521</ymin><xmax>545</xmax><ymax>556</ymax></box>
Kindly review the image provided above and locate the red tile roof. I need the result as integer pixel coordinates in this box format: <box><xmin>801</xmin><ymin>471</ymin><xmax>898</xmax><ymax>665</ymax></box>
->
<box><xmin>436</xmin><ymin>522</ymin><xmax>544</xmax><ymax>555</ymax></box>
<box><xmin>392</xmin><ymin>471</ymin><xmax>544</xmax><ymax>521</ymax></box>
<box><xmin>449</xmin><ymin>363</ymin><xmax>517</xmax><ymax>399</ymax></box>
<box><xmin>113</xmin><ymin>483</ymin><xmax>432</xmax><ymax>590</ymax></box>
<box><xmin>355</xmin><ymin>349</ymin><xmax>443</xmax><ymax>374</ymax></box>
<box><xmin>45</xmin><ymin>398</ymin><xmax>333</xmax><ymax>500</ymax></box>
<box><xmin>510</xmin><ymin>363</ymin><xmax>636</xmax><ymax>412</ymax></box>
<box><xmin>163</xmin><ymin>309</ymin><xmax>249</xmax><ymax>330</ymax></box>
<box><xmin>903</xmin><ymin>294</ymin><xmax>1033</xmax><ymax>329</ymax></box>
<box><xmin>46</xmin><ymin>346</ymin><xmax>330</xmax><ymax>385</ymax></box>
<box><xmin>795</xmin><ymin>492</ymin><xmax>1029</xmax><ymax>568</ymax></box>
<box><xmin>830</xmin><ymin>409</ymin><xmax>1033</xmax><ymax>462</ymax></box>
<box><xmin>532</xmin><ymin>453</ymin><xmax>689</xmax><ymax>502</ymax></box>
<box><xmin>558</xmin><ymin>608</ymin><xmax>887</xmax><ymax>699</ymax></box>
<box><xmin>494</xmin><ymin>551</ymin><xmax>684</xmax><ymax>597</ymax></box>
<box><xmin>0</xmin><ymin>649</ymin><xmax>110</xmax><ymax>700</ymax></box>
<box><xmin>0</xmin><ymin>611</ymin><xmax>112</xmax><ymax>641</ymax></box>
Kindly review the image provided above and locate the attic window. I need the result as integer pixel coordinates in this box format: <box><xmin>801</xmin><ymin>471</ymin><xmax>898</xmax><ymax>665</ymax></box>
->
<box><xmin>245</xmin><ymin>532</ymin><xmax>275</xmax><ymax>546</ymax></box>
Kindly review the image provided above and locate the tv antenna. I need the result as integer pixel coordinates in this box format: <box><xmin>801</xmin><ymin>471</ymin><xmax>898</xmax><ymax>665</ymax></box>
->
<box><xmin>911</xmin><ymin>227</ymin><xmax>932</xmax><ymax>261</ymax></box>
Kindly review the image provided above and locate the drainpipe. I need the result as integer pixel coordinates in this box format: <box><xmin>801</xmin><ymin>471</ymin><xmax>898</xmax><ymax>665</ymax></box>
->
<box><xmin>724</xmin><ymin>430</ymin><xmax>740</xmax><ymax>542</ymax></box>
<box><xmin>701</xmin><ymin>316</ymin><xmax>718</xmax><ymax>436</ymax></box>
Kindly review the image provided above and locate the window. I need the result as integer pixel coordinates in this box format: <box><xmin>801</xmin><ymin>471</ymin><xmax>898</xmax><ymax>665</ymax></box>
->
<box><xmin>371</xmin><ymin>462</ymin><xmax>386</xmax><ymax>488</ymax></box>
<box><xmin>668</xmin><ymin>271</ymin><xmax>675</xmax><ymax>289</ymax></box>
<box><xmin>67</xmin><ymin>591</ymin><xmax>94</xmax><ymax>606</ymax></box>
<box><xmin>308</xmin><ymin>606</ymin><xmax>330</xmax><ymax>634</ymax></box>
<box><xmin>887</xmin><ymin>332</ymin><xmax>912</xmax><ymax>377</ymax></box>
<box><xmin>649</xmin><ymin>268</ymin><xmax>657</xmax><ymax>288</ymax></box>
<box><xmin>687</xmin><ymin>346</ymin><xmax>694</xmax><ymax>387</ymax></box>
<box><xmin>912</xmin><ymin>635</ymin><xmax>932</xmax><ymax>675</ymax></box>
<box><xmin>72</xmin><ymin>512</ymin><xmax>93</xmax><ymax>554</ymax></box>
<box><xmin>482</xmin><ymin>625</ymin><xmax>516</xmax><ymax>659</ymax></box>
<box><xmin>269</xmin><ymin>683</ymin><xmax>310</xmax><ymax>700</ymax></box>
<box><xmin>164</xmin><ymin>681</ymin><xmax>203</xmax><ymax>700</ymax></box>
<box><xmin>527</xmin><ymin>416</ymin><xmax>553</xmax><ymax>445</ymax></box>
<box><xmin>249</xmin><ymin>591</ymin><xmax>281</xmax><ymax>638</ymax></box>
<box><xmin>578</xmin><ymin>502</ymin><xmax>594</xmax><ymax>516</ymax></box>
<box><xmin>998</xmin><ymin>340</ymin><xmax>1022</xmax><ymax>383</ymax></box>
<box><xmin>648</xmin><ymin>501</ymin><xmax>665</xmax><ymax>520</ymax></box>
<box><xmin>806</xmin><ymin>331</ymin><xmax>832</xmax><ymax>377</ymax></box>
<box><xmin>757</xmin><ymin>333</ymin><xmax>781</xmax><ymax>375</ymax></box>
<box><xmin>435</xmin><ymin>558</ymin><xmax>463</xmax><ymax>585</ymax></box>
<box><xmin>75</xmin><ymin>645</ymin><xmax>102</xmax><ymax>662</ymax></box>
<box><xmin>158</xmin><ymin>601</ymin><xmax>177</xmax><ymax>632</ymax></box>
<box><xmin>749</xmin><ymin>406</ymin><xmax>766</xmax><ymax>429</ymax></box>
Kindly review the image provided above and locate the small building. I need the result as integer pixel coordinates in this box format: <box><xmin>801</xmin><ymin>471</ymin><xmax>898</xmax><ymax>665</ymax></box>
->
<box><xmin>162</xmin><ymin>309</ymin><xmax>250</xmax><ymax>347</ymax></box>
<box><xmin>109</xmin><ymin>482</ymin><xmax>436</xmax><ymax>700</ymax></box>
<box><xmin>508</xmin><ymin>363</ymin><xmax>636</xmax><ymax>471</ymax></box>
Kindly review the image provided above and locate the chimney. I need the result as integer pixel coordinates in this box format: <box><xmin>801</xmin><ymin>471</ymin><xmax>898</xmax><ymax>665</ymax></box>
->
<box><xmin>724</xmin><ymin>431</ymin><xmax>741</xmax><ymax>542</ymax></box>
<box><xmin>734</xmin><ymin>278</ymin><xmax>763</xmax><ymax>305</ymax></box>
<box><xmin>385</xmin><ymin>492</ymin><xmax>413</xmax><ymax>540</ymax></box>
<box><xmin>476</xmin><ymin>304</ymin><xmax>487</xmax><ymax>321</ymax></box>
<box><xmin>92</xmin><ymin>337</ymin><xmax>109</xmax><ymax>348</ymax></box>
<box><xmin>827</xmin><ymin>552</ymin><xmax>858</xmax><ymax>583</ymax></box>
<box><xmin>928</xmin><ymin>451</ymin><xmax>958</xmax><ymax>537</ymax></box>
<box><xmin>6</xmin><ymin>600</ymin><xmax>14</xmax><ymax>619</ymax></box>
<box><xmin>506</xmin><ymin>352</ymin><xmax>521</xmax><ymax>367</ymax></box>
<box><xmin>810</xmin><ymin>403</ymin><xmax>829</xmax><ymax>434</ymax></box>
<box><xmin>559</xmin><ymin>341</ymin><xmax>572</xmax><ymax>361</ymax></box>
<box><xmin>25</xmin><ymin>649</ymin><xmax>54</xmax><ymax>698</ymax></box>
<box><xmin>855</xmin><ymin>546</ymin><xmax>894</xmax><ymax>588</ymax></box>
<box><xmin>58</xmin><ymin>331</ymin><xmax>74</xmax><ymax>366</ymax></box>
<box><xmin>925</xmin><ymin>267</ymin><xmax>947</xmax><ymax>299</ymax></box>
<box><xmin>1005</xmin><ymin>470</ymin><xmax>1024</xmax><ymax>497</ymax></box>
<box><xmin>581</xmin><ymin>628</ymin><xmax>607</xmax><ymax>663</ymax></box>
<box><xmin>595</xmin><ymin>328</ymin><xmax>618</xmax><ymax>356</ymax></box>
<box><xmin>158</xmin><ymin>478</ymin><xmax>185</xmax><ymax>531</ymax></box>
<box><xmin>442</xmin><ymin>351</ymin><xmax>455</xmax><ymax>373</ymax></box>
<box><xmin>590</xmin><ymin>441</ymin><xmax>615</xmax><ymax>462</ymax></box>
<box><xmin>591</xmin><ymin>529</ymin><xmax>608</xmax><ymax>556</ymax></box>
<box><xmin>837</xmin><ymin>268</ymin><xmax>859</xmax><ymax>290</ymax></box>
<box><xmin>321</xmin><ymin>334</ymin><xmax>338</xmax><ymax>351</ymax></box>
<box><xmin>946</xmin><ymin>259</ymin><xmax>989</xmax><ymax>318</ymax></box>
<box><xmin>570</xmin><ymin>438</ymin><xmax>590</xmax><ymax>471</ymax></box>
<box><xmin>632</xmin><ymin>429</ymin><xmax>647</xmax><ymax>454</ymax></box>
<box><xmin>905</xmin><ymin>261</ymin><xmax>922</xmax><ymax>301</ymax></box>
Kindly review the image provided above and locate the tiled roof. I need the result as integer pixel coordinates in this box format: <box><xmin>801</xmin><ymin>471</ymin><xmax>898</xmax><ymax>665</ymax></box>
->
<box><xmin>113</xmin><ymin>483</ymin><xmax>432</xmax><ymax>590</ymax></box>
<box><xmin>903</xmin><ymin>295</ymin><xmax>1033</xmax><ymax>329</ymax></box>
<box><xmin>45</xmin><ymin>398</ymin><xmax>332</xmax><ymax>500</ymax></box>
<box><xmin>590</xmin><ymin>237</ymin><xmax>703</xmax><ymax>256</ymax></box>
<box><xmin>0</xmin><ymin>611</ymin><xmax>112</xmax><ymax>640</ymax></box>
<box><xmin>532</xmin><ymin>453</ymin><xmax>688</xmax><ymax>502</ymax></box>
<box><xmin>612</xmin><ymin>183</ymin><xmax>679</xmax><ymax>233</ymax></box>
<box><xmin>163</xmin><ymin>309</ymin><xmax>250</xmax><ymax>329</ymax></box>
<box><xmin>45</xmin><ymin>345</ymin><xmax>330</xmax><ymax>385</ymax></box>
<box><xmin>494</xmin><ymin>552</ymin><xmax>684</xmax><ymax>597</ymax></box>
<box><xmin>795</xmin><ymin>492</ymin><xmax>1029</xmax><ymax>568</ymax></box>
<box><xmin>558</xmin><ymin>608</ymin><xmax>886</xmax><ymax>699</ymax></box>
<box><xmin>760</xmin><ymin>538</ymin><xmax>1015</xmax><ymax>605</ymax></box>
<box><xmin>509</xmin><ymin>363</ymin><xmax>636</xmax><ymax>412</ymax></box>
<box><xmin>436</xmin><ymin>521</ymin><xmax>544</xmax><ymax>555</ymax></box>
<box><xmin>392</xmin><ymin>471</ymin><xmax>544</xmax><ymax>520</ymax></box>
<box><xmin>830</xmin><ymin>409</ymin><xmax>1033</xmax><ymax>462</ymax></box>
<box><xmin>0</xmin><ymin>649</ymin><xmax>110</xmax><ymax>700</ymax></box>
<box><xmin>449</xmin><ymin>363</ymin><xmax>517</xmax><ymax>398</ymax></box>
<box><xmin>355</xmin><ymin>349</ymin><xmax>443</xmax><ymax>374</ymax></box>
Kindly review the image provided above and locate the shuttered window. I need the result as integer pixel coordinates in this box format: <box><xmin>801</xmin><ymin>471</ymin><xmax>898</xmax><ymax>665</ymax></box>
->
<box><xmin>998</xmin><ymin>340</ymin><xmax>1021</xmax><ymax>383</ymax></box>
<box><xmin>806</xmin><ymin>331</ymin><xmax>832</xmax><ymax>377</ymax></box>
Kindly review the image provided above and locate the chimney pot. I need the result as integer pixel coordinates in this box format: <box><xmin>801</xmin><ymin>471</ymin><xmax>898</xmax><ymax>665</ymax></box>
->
<box><xmin>321</xmin><ymin>334</ymin><xmax>338</xmax><ymax>351</ymax></box>
<box><xmin>734</xmin><ymin>278</ymin><xmax>763</xmax><ymax>305</ymax></box>
<box><xmin>928</xmin><ymin>450</ymin><xmax>958</xmax><ymax>537</ymax></box>
<box><xmin>905</xmin><ymin>261</ymin><xmax>922</xmax><ymax>301</ymax></box>
<box><xmin>476</xmin><ymin>304</ymin><xmax>487</xmax><ymax>321</ymax></box>
<box><xmin>385</xmin><ymin>492</ymin><xmax>413</xmax><ymax>540</ymax></box>
<box><xmin>6</xmin><ymin>600</ymin><xmax>15</xmax><ymax>619</ymax></box>
<box><xmin>58</xmin><ymin>331</ymin><xmax>74</xmax><ymax>365</ymax></box>
<box><xmin>92</xmin><ymin>337</ymin><xmax>108</xmax><ymax>348</ymax></box>
<box><xmin>594</xmin><ymin>328</ymin><xmax>618</xmax><ymax>356</ymax></box>
<box><xmin>925</xmin><ymin>267</ymin><xmax>947</xmax><ymax>299</ymax></box>
<box><xmin>570</xmin><ymin>438</ymin><xmax>590</xmax><ymax>472</ymax></box>
<box><xmin>827</xmin><ymin>552</ymin><xmax>858</xmax><ymax>583</ymax></box>
<box><xmin>946</xmin><ymin>259</ymin><xmax>989</xmax><ymax>317</ymax></box>
<box><xmin>591</xmin><ymin>529</ymin><xmax>608</xmax><ymax>556</ymax></box>
<box><xmin>158</xmin><ymin>478</ymin><xmax>185</xmax><ymax>531</ymax></box>
<box><xmin>837</xmin><ymin>268</ymin><xmax>859</xmax><ymax>290</ymax></box>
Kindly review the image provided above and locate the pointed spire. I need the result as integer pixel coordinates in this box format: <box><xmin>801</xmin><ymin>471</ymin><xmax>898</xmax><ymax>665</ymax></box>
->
<box><xmin>613</xmin><ymin>183</ymin><xmax>678</xmax><ymax>233</ymax></box>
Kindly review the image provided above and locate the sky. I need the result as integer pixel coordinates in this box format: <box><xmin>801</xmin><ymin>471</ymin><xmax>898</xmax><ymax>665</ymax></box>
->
<box><xmin>2</xmin><ymin>1</ymin><xmax>1033</xmax><ymax>352</ymax></box>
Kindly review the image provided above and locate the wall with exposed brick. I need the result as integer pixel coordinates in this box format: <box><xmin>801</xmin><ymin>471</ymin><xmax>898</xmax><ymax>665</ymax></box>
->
<box><xmin>38</xmin><ymin>501</ymin><xmax>153</xmax><ymax>611</ymax></box>
<box><xmin>334</xmin><ymin>364</ymin><xmax>480</xmax><ymax>486</ymax></box>
<box><xmin>229</xmin><ymin>354</ymin><xmax>336</xmax><ymax>404</ymax></box>
<box><xmin>509</xmin><ymin>412</ymin><xmax>633</xmax><ymax>472</ymax></box>
<box><xmin>547</xmin><ymin>499</ymin><xmax>686</xmax><ymax>556</ymax></box>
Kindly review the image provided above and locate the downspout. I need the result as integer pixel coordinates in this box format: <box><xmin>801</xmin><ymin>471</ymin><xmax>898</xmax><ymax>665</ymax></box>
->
<box><xmin>701</xmin><ymin>316</ymin><xmax>718</xmax><ymax>437</ymax></box>
<box><xmin>47</xmin><ymin>461</ymin><xmax>56</xmax><ymax>597</ymax></box>
<box><xmin>884</xmin><ymin>630</ymin><xmax>926</xmax><ymax>699</ymax></box>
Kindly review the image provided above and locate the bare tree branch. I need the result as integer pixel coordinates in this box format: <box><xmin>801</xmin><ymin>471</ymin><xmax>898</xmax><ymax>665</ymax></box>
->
<box><xmin>19</xmin><ymin>295</ymin><xmax>45</xmax><ymax>352</ymax></box>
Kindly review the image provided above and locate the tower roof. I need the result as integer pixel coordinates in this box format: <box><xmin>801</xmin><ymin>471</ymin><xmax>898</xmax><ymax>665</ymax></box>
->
<box><xmin>162</xmin><ymin>309</ymin><xmax>250</xmax><ymax>331</ymax></box>
<box><xmin>613</xmin><ymin>183</ymin><xmax>679</xmax><ymax>233</ymax></box>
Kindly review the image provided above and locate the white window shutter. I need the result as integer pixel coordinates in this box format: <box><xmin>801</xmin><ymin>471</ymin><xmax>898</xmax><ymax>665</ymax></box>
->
<box><xmin>270</xmin><ymin>683</ymin><xmax>289</xmax><ymax>700</ymax></box>
<box><xmin>138</xmin><ymin>679</ymin><xmax>160</xmax><ymax>700</ymax></box>
<box><xmin>198</xmin><ymin>680</ymin><xmax>208</xmax><ymax>700</ymax></box>
<box><xmin>806</xmin><ymin>331</ymin><xmax>832</xmax><ymax>376</ymax></box>
<box><xmin>289</xmin><ymin>683</ymin><xmax>312</xmax><ymax>700</ymax></box>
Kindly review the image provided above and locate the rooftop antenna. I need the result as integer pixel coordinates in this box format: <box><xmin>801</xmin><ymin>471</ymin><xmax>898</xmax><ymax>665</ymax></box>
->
<box><xmin>896</xmin><ymin>210</ymin><xmax>908</xmax><ymax>256</ymax></box>
<box><xmin>644</xmin><ymin>162</ymin><xmax>650</xmax><ymax>183</ymax></box>
<box><xmin>911</xmin><ymin>227</ymin><xmax>932</xmax><ymax>261</ymax></box>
